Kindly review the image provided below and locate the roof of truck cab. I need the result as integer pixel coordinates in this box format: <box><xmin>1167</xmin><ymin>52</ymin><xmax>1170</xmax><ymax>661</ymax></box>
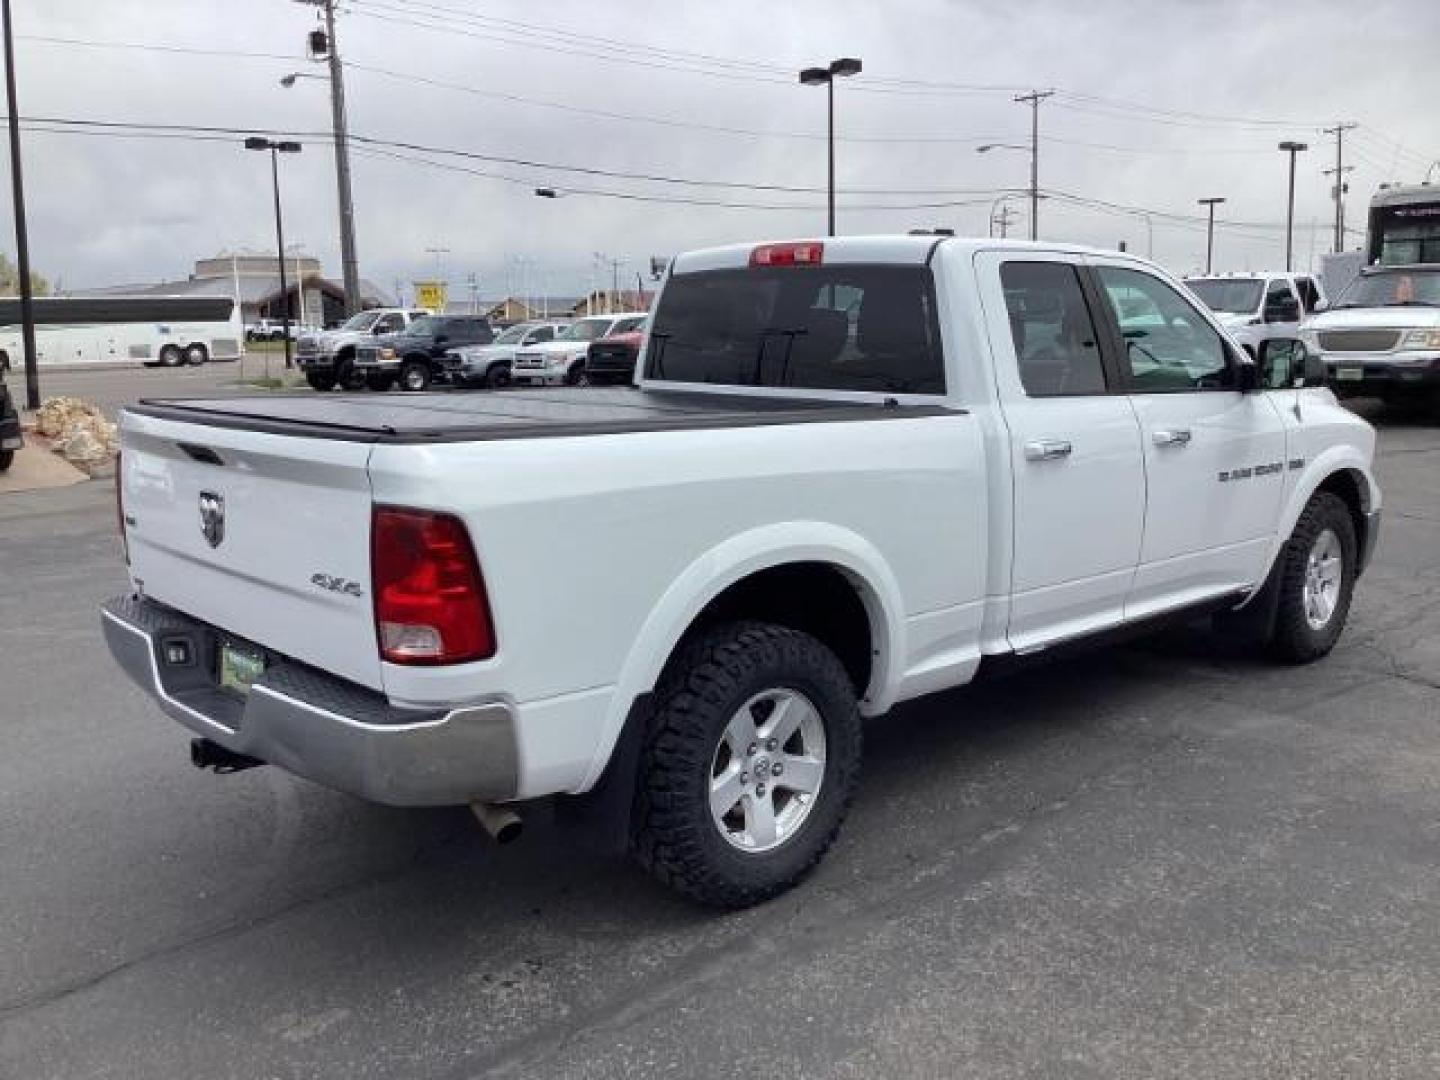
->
<box><xmin>668</xmin><ymin>235</ymin><xmax>1123</xmax><ymax>274</ymax></box>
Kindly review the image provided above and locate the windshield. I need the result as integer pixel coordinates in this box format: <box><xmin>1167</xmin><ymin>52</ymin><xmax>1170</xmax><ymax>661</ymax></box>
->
<box><xmin>1336</xmin><ymin>270</ymin><xmax>1440</xmax><ymax>308</ymax></box>
<box><xmin>646</xmin><ymin>264</ymin><xmax>945</xmax><ymax>393</ymax></box>
<box><xmin>559</xmin><ymin>319</ymin><xmax>612</xmax><ymax>342</ymax></box>
<box><xmin>1186</xmin><ymin>278</ymin><xmax>1263</xmax><ymax>315</ymax></box>
<box><xmin>493</xmin><ymin>324</ymin><xmax>529</xmax><ymax>344</ymax></box>
<box><xmin>339</xmin><ymin>312</ymin><xmax>379</xmax><ymax>331</ymax></box>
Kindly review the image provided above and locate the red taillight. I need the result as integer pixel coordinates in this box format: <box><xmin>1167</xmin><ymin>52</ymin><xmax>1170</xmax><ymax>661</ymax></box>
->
<box><xmin>115</xmin><ymin>452</ymin><xmax>129</xmax><ymax>565</ymax></box>
<box><xmin>371</xmin><ymin>507</ymin><xmax>495</xmax><ymax>665</ymax></box>
<box><xmin>750</xmin><ymin>242</ymin><xmax>824</xmax><ymax>268</ymax></box>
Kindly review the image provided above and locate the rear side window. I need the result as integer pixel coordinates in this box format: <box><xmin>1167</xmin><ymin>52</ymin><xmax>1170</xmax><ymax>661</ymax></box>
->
<box><xmin>999</xmin><ymin>262</ymin><xmax>1108</xmax><ymax>396</ymax></box>
<box><xmin>646</xmin><ymin>264</ymin><xmax>944</xmax><ymax>393</ymax></box>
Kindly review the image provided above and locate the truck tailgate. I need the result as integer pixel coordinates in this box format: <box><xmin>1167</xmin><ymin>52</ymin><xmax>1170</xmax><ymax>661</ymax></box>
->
<box><xmin>119</xmin><ymin>408</ymin><xmax>382</xmax><ymax>689</ymax></box>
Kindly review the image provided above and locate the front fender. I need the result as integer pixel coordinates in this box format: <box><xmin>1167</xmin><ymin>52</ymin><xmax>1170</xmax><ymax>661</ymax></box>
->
<box><xmin>1266</xmin><ymin>444</ymin><xmax>1379</xmax><ymax>571</ymax></box>
<box><xmin>578</xmin><ymin>521</ymin><xmax>907</xmax><ymax>791</ymax></box>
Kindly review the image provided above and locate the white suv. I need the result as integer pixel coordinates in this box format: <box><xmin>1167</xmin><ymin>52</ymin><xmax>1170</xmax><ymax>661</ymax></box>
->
<box><xmin>1185</xmin><ymin>273</ymin><xmax>1324</xmax><ymax>356</ymax></box>
<box><xmin>512</xmin><ymin>313</ymin><xmax>648</xmax><ymax>386</ymax></box>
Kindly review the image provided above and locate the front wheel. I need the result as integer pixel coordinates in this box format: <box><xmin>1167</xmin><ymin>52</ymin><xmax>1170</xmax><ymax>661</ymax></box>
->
<box><xmin>1269</xmin><ymin>491</ymin><xmax>1357</xmax><ymax>663</ymax></box>
<box><xmin>335</xmin><ymin>354</ymin><xmax>366</xmax><ymax>391</ymax></box>
<box><xmin>0</xmin><ymin>447</ymin><xmax>13</xmax><ymax>473</ymax></box>
<box><xmin>399</xmin><ymin>361</ymin><xmax>431</xmax><ymax>392</ymax></box>
<box><xmin>631</xmin><ymin>621</ymin><xmax>862</xmax><ymax>909</ymax></box>
<box><xmin>484</xmin><ymin>364</ymin><xmax>511</xmax><ymax>390</ymax></box>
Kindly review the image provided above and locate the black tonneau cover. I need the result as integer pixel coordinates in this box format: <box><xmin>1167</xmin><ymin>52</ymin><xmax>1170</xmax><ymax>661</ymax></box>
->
<box><xmin>125</xmin><ymin>387</ymin><xmax>952</xmax><ymax>443</ymax></box>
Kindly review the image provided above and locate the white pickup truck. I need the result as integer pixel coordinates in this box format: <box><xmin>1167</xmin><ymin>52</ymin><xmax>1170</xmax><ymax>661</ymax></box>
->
<box><xmin>103</xmin><ymin>236</ymin><xmax>1380</xmax><ymax>908</ymax></box>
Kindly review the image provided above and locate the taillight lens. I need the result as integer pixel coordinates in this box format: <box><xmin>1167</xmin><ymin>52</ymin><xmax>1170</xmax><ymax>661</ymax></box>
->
<box><xmin>750</xmin><ymin>242</ymin><xmax>824</xmax><ymax>267</ymax></box>
<box><xmin>115</xmin><ymin>452</ymin><xmax>129</xmax><ymax>565</ymax></box>
<box><xmin>372</xmin><ymin>507</ymin><xmax>495</xmax><ymax>665</ymax></box>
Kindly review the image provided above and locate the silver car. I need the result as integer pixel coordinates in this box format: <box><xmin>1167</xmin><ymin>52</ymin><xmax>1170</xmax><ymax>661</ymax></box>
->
<box><xmin>447</xmin><ymin>320</ymin><xmax>571</xmax><ymax>389</ymax></box>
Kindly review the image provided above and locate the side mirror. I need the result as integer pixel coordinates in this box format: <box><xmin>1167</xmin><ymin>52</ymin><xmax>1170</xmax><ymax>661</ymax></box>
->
<box><xmin>1313</xmin><ymin>297</ymin><xmax>1330</xmax><ymax>313</ymax></box>
<box><xmin>1265</xmin><ymin>299</ymin><xmax>1301</xmax><ymax>323</ymax></box>
<box><xmin>1257</xmin><ymin>338</ymin><xmax>1323</xmax><ymax>389</ymax></box>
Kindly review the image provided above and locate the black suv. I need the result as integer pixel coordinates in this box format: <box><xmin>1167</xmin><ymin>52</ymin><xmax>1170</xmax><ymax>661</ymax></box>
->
<box><xmin>0</xmin><ymin>360</ymin><xmax>22</xmax><ymax>472</ymax></box>
<box><xmin>354</xmin><ymin>315</ymin><xmax>495</xmax><ymax>391</ymax></box>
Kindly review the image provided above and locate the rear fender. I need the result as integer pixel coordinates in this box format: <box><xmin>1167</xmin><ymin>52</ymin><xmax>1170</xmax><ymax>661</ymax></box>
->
<box><xmin>577</xmin><ymin>522</ymin><xmax>906</xmax><ymax>791</ymax></box>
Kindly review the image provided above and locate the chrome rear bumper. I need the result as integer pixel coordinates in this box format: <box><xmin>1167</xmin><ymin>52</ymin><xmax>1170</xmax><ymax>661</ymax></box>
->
<box><xmin>101</xmin><ymin>595</ymin><xmax>519</xmax><ymax>806</ymax></box>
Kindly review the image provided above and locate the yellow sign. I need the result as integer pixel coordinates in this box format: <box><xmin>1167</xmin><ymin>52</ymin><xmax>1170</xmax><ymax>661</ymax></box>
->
<box><xmin>413</xmin><ymin>280</ymin><xmax>447</xmax><ymax>312</ymax></box>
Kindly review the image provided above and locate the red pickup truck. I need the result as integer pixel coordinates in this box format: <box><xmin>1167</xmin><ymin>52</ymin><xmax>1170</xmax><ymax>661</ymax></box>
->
<box><xmin>584</xmin><ymin>329</ymin><xmax>645</xmax><ymax>386</ymax></box>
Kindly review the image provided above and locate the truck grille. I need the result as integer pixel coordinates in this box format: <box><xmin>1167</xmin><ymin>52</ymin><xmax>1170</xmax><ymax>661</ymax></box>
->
<box><xmin>514</xmin><ymin>351</ymin><xmax>545</xmax><ymax>368</ymax></box>
<box><xmin>356</xmin><ymin>345</ymin><xmax>380</xmax><ymax>363</ymax></box>
<box><xmin>1317</xmin><ymin>329</ymin><xmax>1401</xmax><ymax>353</ymax></box>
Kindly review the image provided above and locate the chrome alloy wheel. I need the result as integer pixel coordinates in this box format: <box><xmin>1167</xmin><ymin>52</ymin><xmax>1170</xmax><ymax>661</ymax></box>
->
<box><xmin>1303</xmin><ymin>527</ymin><xmax>1343</xmax><ymax>631</ymax></box>
<box><xmin>709</xmin><ymin>688</ymin><xmax>826</xmax><ymax>853</ymax></box>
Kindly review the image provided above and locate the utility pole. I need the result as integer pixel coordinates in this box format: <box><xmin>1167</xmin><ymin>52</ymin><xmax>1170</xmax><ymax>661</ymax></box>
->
<box><xmin>1015</xmin><ymin>89</ymin><xmax>1054</xmax><ymax>241</ymax></box>
<box><xmin>1197</xmin><ymin>197</ymin><xmax>1226</xmax><ymax>273</ymax></box>
<box><xmin>993</xmin><ymin>203</ymin><xmax>1018</xmax><ymax>238</ymax></box>
<box><xmin>1323</xmin><ymin>122</ymin><xmax>1357</xmax><ymax>253</ymax></box>
<box><xmin>2</xmin><ymin>0</ymin><xmax>39</xmax><ymax>410</ymax></box>
<box><xmin>1278</xmin><ymin>140</ymin><xmax>1309</xmax><ymax>272</ymax></box>
<box><xmin>297</xmin><ymin>0</ymin><xmax>360</xmax><ymax>315</ymax></box>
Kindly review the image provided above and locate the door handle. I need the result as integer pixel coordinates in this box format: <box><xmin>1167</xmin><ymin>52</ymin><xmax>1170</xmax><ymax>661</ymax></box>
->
<box><xmin>1152</xmin><ymin>428</ymin><xmax>1192</xmax><ymax>447</ymax></box>
<box><xmin>1023</xmin><ymin>439</ymin><xmax>1073</xmax><ymax>461</ymax></box>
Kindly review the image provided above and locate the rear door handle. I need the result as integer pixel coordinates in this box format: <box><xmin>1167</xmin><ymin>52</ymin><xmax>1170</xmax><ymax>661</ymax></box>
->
<box><xmin>1152</xmin><ymin>428</ymin><xmax>1192</xmax><ymax>447</ymax></box>
<box><xmin>1023</xmin><ymin>439</ymin><xmax>1073</xmax><ymax>461</ymax></box>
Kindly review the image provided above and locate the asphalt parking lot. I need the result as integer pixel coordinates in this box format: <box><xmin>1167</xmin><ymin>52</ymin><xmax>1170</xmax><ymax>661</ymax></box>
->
<box><xmin>1</xmin><ymin>386</ymin><xmax>1437</xmax><ymax>1078</ymax></box>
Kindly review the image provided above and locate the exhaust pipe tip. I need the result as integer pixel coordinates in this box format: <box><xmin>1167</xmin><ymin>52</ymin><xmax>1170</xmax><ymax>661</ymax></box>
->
<box><xmin>470</xmin><ymin>801</ymin><xmax>523</xmax><ymax>845</ymax></box>
<box><xmin>190</xmin><ymin>738</ymin><xmax>264</xmax><ymax>774</ymax></box>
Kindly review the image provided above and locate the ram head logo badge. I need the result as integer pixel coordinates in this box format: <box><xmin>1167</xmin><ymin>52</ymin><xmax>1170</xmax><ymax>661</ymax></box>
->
<box><xmin>198</xmin><ymin>491</ymin><xmax>225</xmax><ymax>549</ymax></box>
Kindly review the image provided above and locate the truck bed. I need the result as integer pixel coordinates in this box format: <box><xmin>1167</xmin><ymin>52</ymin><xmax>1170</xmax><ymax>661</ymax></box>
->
<box><xmin>125</xmin><ymin>387</ymin><xmax>950</xmax><ymax>443</ymax></box>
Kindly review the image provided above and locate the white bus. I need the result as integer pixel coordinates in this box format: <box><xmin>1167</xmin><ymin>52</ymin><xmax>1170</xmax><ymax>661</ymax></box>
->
<box><xmin>0</xmin><ymin>295</ymin><xmax>244</xmax><ymax>371</ymax></box>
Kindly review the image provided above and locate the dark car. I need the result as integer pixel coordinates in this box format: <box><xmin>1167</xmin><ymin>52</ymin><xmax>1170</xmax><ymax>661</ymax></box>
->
<box><xmin>583</xmin><ymin>323</ymin><xmax>647</xmax><ymax>386</ymax></box>
<box><xmin>0</xmin><ymin>361</ymin><xmax>22</xmax><ymax>472</ymax></box>
<box><xmin>354</xmin><ymin>315</ymin><xmax>495</xmax><ymax>391</ymax></box>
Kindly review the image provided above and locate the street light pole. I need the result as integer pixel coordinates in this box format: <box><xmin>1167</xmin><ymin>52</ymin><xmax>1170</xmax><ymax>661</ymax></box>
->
<box><xmin>1197</xmin><ymin>197</ymin><xmax>1226</xmax><ymax>273</ymax></box>
<box><xmin>799</xmin><ymin>58</ymin><xmax>862</xmax><ymax>237</ymax></box>
<box><xmin>1278</xmin><ymin>140</ymin><xmax>1309</xmax><ymax>272</ymax></box>
<box><xmin>2</xmin><ymin>0</ymin><xmax>39</xmax><ymax>410</ymax></box>
<box><xmin>245</xmin><ymin>137</ymin><xmax>302</xmax><ymax>369</ymax></box>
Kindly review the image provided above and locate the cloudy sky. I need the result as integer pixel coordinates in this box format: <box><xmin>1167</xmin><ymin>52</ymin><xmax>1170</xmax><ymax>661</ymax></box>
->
<box><xmin>8</xmin><ymin>0</ymin><xmax>1440</xmax><ymax>301</ymax></box>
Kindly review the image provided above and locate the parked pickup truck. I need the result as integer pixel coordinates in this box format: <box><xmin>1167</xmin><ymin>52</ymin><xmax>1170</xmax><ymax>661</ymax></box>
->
<box><xmin>1300</xmin><ymin>263</ymin><xmax>1440</xmax><ymax>413</ymax></box>
<box><xmin>0</xmin><ymin>365</ymin><xmax>20</xmax><ymax>472</ymax></box>
<box><xmin>584</xmin><ymin>325</ymin><xmax>646</xmax><ymax>385</ymax></box>
<box><xmin>102</xmin><ymin>236</ymin><xmax>1380</xmax><ymax>908</ymax></box>
<box><xmin>353</xmin><ymin>314</ymin><xmax>495</xmax><ymax>392</ymax></box>
<box><xmin>297</xmin><ymin>308</ymin><xmax>430</xmax><ymax>391</ymax></box>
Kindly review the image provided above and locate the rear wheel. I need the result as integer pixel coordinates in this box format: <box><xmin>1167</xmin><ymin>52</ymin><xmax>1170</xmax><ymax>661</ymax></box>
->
<box><xmin>399</xmin><ymin>360</ymin><xmax>432</xmax><ymax>392</ymax></box>
<box><xmin>484</xmin><ymin>364</ymin><xmax>511</xmax><ymax>389</ymax></box>
<box><xmin>631</xmin><ymin>621</ymin><xmax>862</xmax><ymax>908</ymax></box>
<box><xmin>306</xmin><ymin>371</ymin><xmax>336</xmax><ymax>391</ymax></box>
<box><xmin>0</xmin><ymin>447</ymin><xmax>13</xmax><ymax>473</ymax></box>
<box><xmin>365</xmin><ymin>371</ymin><xmax>395</xmax><ymax>392</ymax></box>
<box><xmin>158</xmin><ymin>344</ymin><xmax>183</xmax><ymax>367</ymax></box>
<box><xmin>1268</xmin><ymin>491</ymin><xmax>1357</xmax><ymax>663</ymax></box>
<box><xmin>185</xmin><ymin>342</ymin><xmax>209</xmax><ymax>366</ymax></box>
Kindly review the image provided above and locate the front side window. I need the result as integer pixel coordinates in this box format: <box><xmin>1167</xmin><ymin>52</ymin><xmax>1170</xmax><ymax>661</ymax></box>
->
<box><xmin>1096</xmin><ymin>266</ymin><xmax>1231</xmax><ymax>392</ymax></box>
<box><xmin>1000</xmin><ymin>261</ymin><xmax>1108</xmax><ymax>397</ymax></box>
<box><xmin>646</xmin><ymin>264</ymin><xmax>944</xmax><ymax>393</ymax></box>
<box><xmin>374</xmin><ymin>315</ymin><xmax>404</xmax><ymax>334</ymax></box>
<box><xmin>612</xmin><ymin>316</ymin><xmax>646</xmax><ymax>335</ymax></box>
<box><xmin>526</xmin><ymin>327</ymin><xmax>554</xmax><ymax>344</ymax></box>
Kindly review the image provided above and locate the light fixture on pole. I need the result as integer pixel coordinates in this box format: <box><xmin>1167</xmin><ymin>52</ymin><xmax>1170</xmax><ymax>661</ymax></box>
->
<box><xmin>1197</xmin><ymin>197</ymin><xmax>1226</xmax><ymax>273</ymax></box>
<box><xmin>1278</xmin><ymin>140</ymin><xmax>1309</xmax><ymax>271</ymax></box>
<box><xmin>799</xmin><ymin>57</ymin><xmax>862</xmax><ymax>237</ymax></box>
<box><xmin>244</xmin><ymin>136</ymin><xmax>302</xmax><ymax>369</ymax></box>
<box><xmin>977</xmin><ymin>143</ymin><xmax>1033</xmax><ymax>238</ymax></box>
<box><xmin>290</xmin><ymin>0</ymin><xmax>360</xmax><ymax>316</ymax></box>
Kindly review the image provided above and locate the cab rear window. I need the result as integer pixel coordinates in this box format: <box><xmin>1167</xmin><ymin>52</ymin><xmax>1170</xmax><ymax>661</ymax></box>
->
<box><xmin>645</xmin><ymin>264</ymin><xmax>945</xmax><ymax>393</ymax></box>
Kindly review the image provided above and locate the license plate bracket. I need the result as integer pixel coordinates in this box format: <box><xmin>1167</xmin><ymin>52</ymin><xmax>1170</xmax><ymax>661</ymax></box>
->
<box><xmin>218</xmin><ymin>641</ymin><xmax>267</xmax><ymax>696</ymax></box>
